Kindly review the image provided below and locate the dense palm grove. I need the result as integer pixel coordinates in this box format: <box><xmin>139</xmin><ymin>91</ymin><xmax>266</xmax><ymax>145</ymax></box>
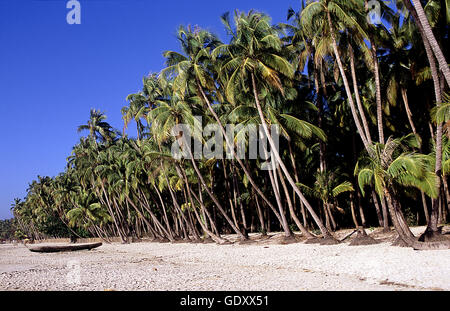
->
<box><xmin>10</xmin><ymin>1</ymin><xmax>450</xmax><ymax>249</ymax></box>
<box><xmin>0</xmin><ymin>219</ymin><xmax>15</xmax><ymax>241</ymax></box>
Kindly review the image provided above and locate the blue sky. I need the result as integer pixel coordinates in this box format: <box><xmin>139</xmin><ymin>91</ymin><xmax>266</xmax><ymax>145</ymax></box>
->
<box><xmin>0</xmin><ymin>0</ymin><xmax>300</xmax><ymax>219</ymax></box>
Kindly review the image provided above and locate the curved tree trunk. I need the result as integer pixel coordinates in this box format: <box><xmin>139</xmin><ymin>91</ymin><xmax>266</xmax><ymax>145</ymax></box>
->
<box><xmin>371</xmin><ymin>189</ymin><xmax>384</xmax><ymax>227</ymax></box>
<box><xmin>409</xmin><ymin>0</ymin><xmax>450</xmax><ymax>88</ymax></box>
<box><xmin>349</xmin><ymin>43</ymin><xmax>373</xmax><ymax>144</ymax></box>
<box><xmin>277</xmin><ymin>167</ymin><xmax>315</xmax><ymax>238</ymax></box>
<box><xmin>385</xmin><ymin>187</ymin><xmax>450</xmax><ymax>250</ymax></box>
<box><xmin>250</xmin><ymin>72</ymin><xmax>333</xmax><ymax>239</ymax></box>
<box><xmin>401</xmin><ymin>87</ymin><xmax>431</xmax><ymax>224</ymax></box>
<box><xmin>402</xmin><ymin>0</ymin><xmax>443</xmax><ymax>237</ymax></box>
<box><xmin>364</xmin><ymin>0</ymin><xmax>384</xmax><ymax>144</ymax></box>
<box><xmin>177</xmin><ymin>165</ymin><xmax>228</xmax><ymax>244</ymax></box>
<box><xmin>326</xmin><ymin>8</ymin><xmax>370</xmax><ymax>153</ymax></box>
<box><xmin>261</xmin><ymin>137</ymin><xmax>291</xmax><ymax>237</ymax></box>
<box><xmin>196</xmin><ymin>80</ymin><xmax>286</xmax><ymax>226</ymax></box>
<box><xmin>184</xmin><ymin>141</ymin><xmax>246</xmax><ymax>239</ymax></box>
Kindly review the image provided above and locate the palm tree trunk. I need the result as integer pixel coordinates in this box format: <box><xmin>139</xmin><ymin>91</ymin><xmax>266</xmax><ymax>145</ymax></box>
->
<box><xmin>324</xmin><ymin>203</ymin><xmax>331</xmax><ymax>232</ymax></box>
<box><xmin>326</xmin><ymin>8</ymin><xmax>370</xmax><ymax>152</ymax></box>
<box><xmin>380</xmin><ymin>196</ymin><xmax>390</xmax><ymax>231</ymax></box>
<box><xmin>264</xmin><ymin>146</ymin><xmax>291</xmax><ymax>237</ymax></box>
<box><xmin>277</xmin><ymin>167</ymin><xmax>314</xmax><ymax>238</ymax></box>
<box><xmin>288</xmin><ymin>141</ymin><xmax>301</xmax><ymax>209</ymax></box>
<box><xmin>442</xmin><ymin>175</ymin><xmax>450</xmax><ymax>215</ymax></box>
<box><xmin>401</xmin><ymin>87</ymin><xmax>417</xmax><ymax>135</ymax></box>
<box><xmin>184</xmin><ymin>143</ymin><xmax>246</xmax><ymax>239</ymax></box>
<box><xmin>314</xmin><ymin>63</ymin><xmax>328</xmax><ymax>172</ymax></box>
<box><xmin>402</xmin><ymin>0</ymin><xmax>443</xmax><ymax>234</ymax></box>
<box><xmin>364</xmin><ymin>0</ymin><xmax>384</xmax><ymax>143</ymax></box>
<box><xmin>401</xmin><ymin>86</ymin><xmax>430</xmax><ymax>222</ymax></box>
<box><xmin>327</xmin><ymin>204</ymin><xmax>337</xmax><ymax>231</ymax></box>
<box><xmin>371</xmin><ymin>189</ymin><xmax>384</xmax><ymax>227</ymax></box>
<box><xmin>384</xmin><ymin>188</ymin><xmax>415</xmax><ymax>241</ymax></box>
<box><xmin>253</xmin><ymin>190</ymin><xmax>266</xmax><ymax>235</ymax></box>
<box><xmin>231</xmin><ymin>161</ymin><xmax>246</xmax><ymax>228</ymax></box>
<box><xmin>177</xmin><ymin>166</ymin><xmax>227</xmax><ymax>244</ymax></box>
<box><xmin>233</xmin><ymin>166</ymin><xmax>248</xmax><ymax>230</ymax></box>
<box><xmin>349</xmin><ymin>42</ymin><xmax>373</xmax><ymax>143</ymax></box>
<box><xmin>222</xmin><ymin>160</ymin><xmax>239</xmax><ymax>228</ymax></box>
<box><xmin>356</xmin><ymin>190</ymin><xmax>366</xmax><ymax>227</ymax></box>
<box><xmin>127</xmin><ymin>194</ymin><xmax>173</xmax><ymax>242</ymax></box>
<box><xmin>100</xmin><ymin>183</ymin><xmax>127</xmax><ymax>243</ymax></box>
<box><xmin>197</xmin><ymin>81</ymin><xmax>285</xmax><ymax>225</ymax></box>
<box><xmin>164</xmin><ymin>173</ymin><xmax>199</xmax><ymax>240</ymax></box>
<box><xmin>409</xmin><ymin>0</ymin><xmax>450</xmax><ymax>87</ymax></box>
<box><xmin>350</xmin><ymin>193</ymin><xmax>360</xmax><ymax>228</ymax></box>
<box><xmin>152</xmin><ymin>184</ymin><xmax>174</xmax><ymax>238</ymax></box>
<box><xmin>250</xmin><ymin>72</ymin><xmax>333</xmax><ymax>239</ymax></box>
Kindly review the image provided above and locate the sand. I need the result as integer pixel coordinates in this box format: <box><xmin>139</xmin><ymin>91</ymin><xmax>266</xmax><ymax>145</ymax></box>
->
<box><xmin>0</xmin><ymin>227</ymin><xmax>449</xmax><ymax>291</ymax></box>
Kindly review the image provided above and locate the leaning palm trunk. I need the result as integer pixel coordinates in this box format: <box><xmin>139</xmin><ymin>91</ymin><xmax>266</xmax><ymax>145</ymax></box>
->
<box><xmin>349</xmin><ymin>193</ymin><xmax>360</xmax><ymax>228</ymax></box>
<box><xmin>408</xmin><ymin>0</ymin><xmax>450</xmax><ymax>88</ymax></box>
<box><xmin>196</xmin><ymin>80</ymin><xmax>286</xmax><ymax>226</ymax></box>
<box><xmin>277</xmin><ymin>168</ymin><xmax>314</xmax><ymax>238</ymax></box>
<box><xmin>222</xmin><ymin>160</ymin><xmax>239</xmax><ymax>228</ymax></box>
<box><xmin>232</xmin><ymin>165</ymin><xmax>248</xmax><ymax>230</ymax></box>
<box><xmin>370</xmin><ymin>189</ymin><xmax>384</xmax><ymax>227</ymax></box>
<box><xmin>384</xmin><ymin>188</ymin><xmax>416</xmax><ymax>244</ymax></box>
<box><xmin>163</xmin><ymin>173</ymin><xmax>200</xmax><ymax>240</ymax></box>
<box><xmin>287</xmin><ymin>141</ymin><xmax>302</xmax><ymax>212</ymax></box>
<box><xmin>182</xmin><ymin>138</ymin><xmax>247</xmax><ymax>239</ymax></box>
<box><xmin>253</xmin><ymin>189</ymin><xmax>267</xmax><ymax>234</ymax></box>
<box><xmin>127</xmin><ymin>194</ymin><xmax>173</xmax><ymax>242</ymax></box>
<box><xmin>261</xmin><ymin>137</ymin><xmax>292</xmax><ymax>237</ymax></box>
<box><xmin>187</xmin><ymin>187</ymin><xmax>228</xmax><ymax>244</ymax></box>
<box><xmin>384</xmin><ymin>187</ymin><xmax>450</xmax><ymax>250</ymax></box>
<box><xmin>176</xmin><ymin>165</ymin><xmax>228</xmax><ymax>244</ymax></box>
<box><xmin>403</xmin><ymin>0</ymin><xmax>443</xmax><ymax>235</ymax></box>
<box><xmin>326</xmin><ymin>9</ymin><xmax>370</xmax><ymax>152</ymax></box>
<box><xmin>99</xmin><ymin>183</ymin><xmax>128</xmax><ymax>243</ymax></box>
<box><xmin>364</xmin><ymin>0</ymin><xmax>384</xmax><ymax>143</ymax></box>
<box><xmin>400</xmin><ymin>87</ymin><xmax>430</xmax><ymax>223</ymax></box>
<box><xmin>250</xmin><ymin>73</ymin><xmax>333</xmax><ymax>239</ymax></box>
<box><xmin>349</xmin><ymin>43</ymin><xmax>373</xmax><ymax>144</ymax></box>
<box><xmin>136</xmin><ymin>188</ymin><xmax>174</xmax><ymax>240</ymax></box>
<box><xmin>152</xmin><ymin>185</ymin><xmax>175</xmax><ymax>238</ymax></box>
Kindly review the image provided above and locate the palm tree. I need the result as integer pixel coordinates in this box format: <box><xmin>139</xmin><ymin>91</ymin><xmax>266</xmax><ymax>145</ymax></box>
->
<box><xmin>405</xmin><ymin>0</ymin><xmax>450</xmax><ymax>87</ymax></box>
<box><xmin>78</xmin><ymin>109</ymin><xmax>119</xmax><ymax>145</ymax></box>
<box><xmin>301</xmin><ymin>0</ymin><xmax>373</xmax><ymax>151</ymax></box>
<box><xmin>215</xmin><ymin>10</ymin><xmax>334</xmax><ymax>239</ymax></box>
<box><xmin>12</xmin><ymin>4</ymin><xmax>450</xmax><ymax>250</ymax></box>
<box><xmin>298</xmin><ymin>169</ymin><xmax>354</xmax><ymax>231</ymax></box>
<box><xmin>401</xmin><ymin>0</ymin><xmax>445</xmax><ymax>236</ymax></box>
<box><xmin>160</xmin><ymin>24</ymin><xmax>293</xmax><ymax>237</ymax></box>
<box><xmin>356</xmin><ymin>135</ymin><xmax>450</xmax><ymax>249</ymax></box>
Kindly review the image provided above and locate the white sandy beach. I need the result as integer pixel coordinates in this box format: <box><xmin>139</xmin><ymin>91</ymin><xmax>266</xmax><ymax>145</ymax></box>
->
<box><xmin>0</xmin><ymin>227</ymin><xmax>449</xmax><ymax>291</ymax></box>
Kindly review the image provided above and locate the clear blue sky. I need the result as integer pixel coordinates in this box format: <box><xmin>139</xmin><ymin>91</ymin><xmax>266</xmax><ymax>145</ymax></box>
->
<box><xmin>0</xmin><ymin>0</ymin><xmax>300</xmax><ymax>219</ymax></box>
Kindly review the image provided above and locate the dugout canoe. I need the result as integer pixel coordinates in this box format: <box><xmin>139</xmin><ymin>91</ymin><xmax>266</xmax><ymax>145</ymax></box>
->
<box><xmin>28</xmin><ymin>242</ymin><xmax>102</xmax><ymax>253</ymax></box>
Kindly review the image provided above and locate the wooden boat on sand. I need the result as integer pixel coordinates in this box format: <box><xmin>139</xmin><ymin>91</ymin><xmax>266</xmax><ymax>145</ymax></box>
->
<box><xmin>28</xmin><ymin>242</ymin><xmax>102</xmax><ymax>253</ymax></box>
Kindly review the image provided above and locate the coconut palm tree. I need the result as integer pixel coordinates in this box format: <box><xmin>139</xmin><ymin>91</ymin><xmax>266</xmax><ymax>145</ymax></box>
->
<box><xmin>405</xmin><ymin>0</ymin><xmax>450</xmax><ymax>87</ymax></box>
<box><xmin>301</xmin><ymin>0</ymin><xmax>373</xmax><ymax>150</ymax></box>
<box><xmin>78</xmin><ymin>109</ymin><xmax>119</xmax><ymax>145</ymax></box>
<box><xmin>356</xmin><ymin>134</ymin><xmax>450</xmax><ymax>249</ymax></box>
<box><xmin>298</xmin><ymin>169</ymin><xmax>354</xmax><ymax>231</ymax></box>
<box><xmin>215</xmin><ymin>10</ymin><xmax>334</xmax><ymax>239</ymax></box>
<box><xmin>160</xmin><ymin>24</ymin><xmax>295</xmax><ymax>237</ymax></box>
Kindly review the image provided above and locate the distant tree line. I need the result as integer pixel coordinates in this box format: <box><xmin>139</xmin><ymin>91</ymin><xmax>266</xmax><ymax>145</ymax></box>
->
<box><xmin>0</xmin><ymin>219</ymin><xmax>16</xmax><ymax>240</ymax></box>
